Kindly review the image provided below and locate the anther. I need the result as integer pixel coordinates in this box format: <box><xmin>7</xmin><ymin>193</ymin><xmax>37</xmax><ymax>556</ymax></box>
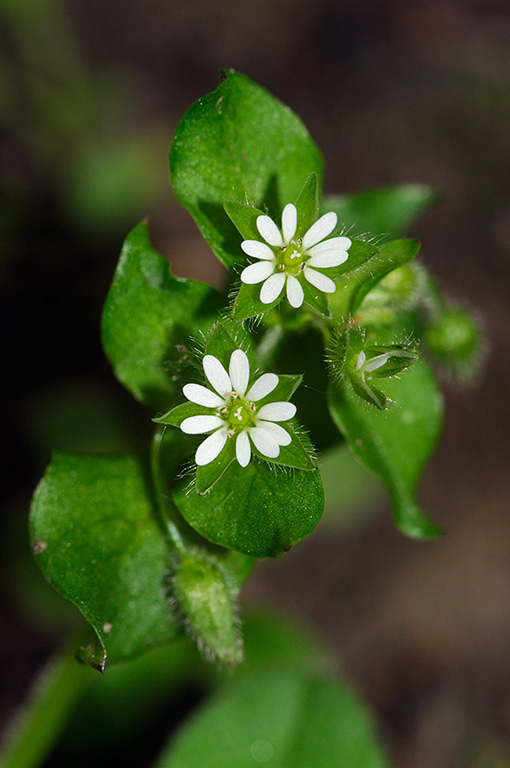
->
<box><xmin>231</xmin><ymin>391</ymin><xmax>239</xmax><ymax>399</ymax></box>
<box><xmin>227</xmin><ymin>428</ymin><xmax>235</xmax><ymax>438</ymax></box>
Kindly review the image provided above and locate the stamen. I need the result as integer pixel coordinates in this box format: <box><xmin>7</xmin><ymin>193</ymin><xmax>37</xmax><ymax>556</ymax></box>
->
<box><xmin>227</xmin><ymin>428</ymin><xmax>235</xmax><ymax>438</ymax></box>
<box><xmin>231</xmin><ymin>391</ymin><xmax>239</xmax><ymax>399</ymax></box>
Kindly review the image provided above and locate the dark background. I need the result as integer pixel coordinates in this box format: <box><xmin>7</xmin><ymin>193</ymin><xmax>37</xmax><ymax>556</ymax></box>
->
<box><xmin>1</xmin><ymin>1</ymin><xmax>510</xmax><ymax>766</ymax></box>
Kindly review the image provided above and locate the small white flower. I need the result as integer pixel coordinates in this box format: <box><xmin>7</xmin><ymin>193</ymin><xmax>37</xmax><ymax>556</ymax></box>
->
<box><xmin>181</xmin><ymin>349</ymin><xmax>296</xmax><ymax>468</ymax></box>
<box><xmin>240</xmin><ymin>203</ymin><xmax>351</xmax><ymax>308</ymax></box>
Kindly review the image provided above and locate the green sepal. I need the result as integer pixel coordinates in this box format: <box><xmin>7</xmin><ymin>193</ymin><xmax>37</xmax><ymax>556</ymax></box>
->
<box><xmin>301</xmin><ymin>277</ymin><xmax>333</xmax><ymax>319</ymax></box>
<box><xmin>364</xmin><ymin>345</ymin><xmax>419</xmax><ymax>378</ymax></box>
<box><xmin>322</xmin><ymin>238</ymin><xmax>379</xmax><ymax>279</ymax></box>
<box><xmin>294</xmin><ymin>172</ymin><xmax>319</xmax><ymax>237</ymax></box>
<box><xmin>154</xmin><ymin>401</ymin><xmax>213</xmax><ymax>427</ymax></box>
<box><xmin>224</xmin><ymin>200</ymin><xmax>265</xmax><ymax>241</ymax></box>
<box><xmin>251</xmin><ymin>422</ymin><xmax>316</xmax><ymax>471</ymax></box>
<box><xmin>204</xmin><ymin>316</ymin><xmax>253</xmax><ymax>368</ymax></box>
<box><xmin>349</xmin><ymin>374</ymin><xmax>388</xmax><ymax>410</ymax></box>
<box><xmin>171</xmin><ymin>551</ymin><xmax>242</xmax><ymax>666</ymax></box>
<box><xmin>195</xmin><ymin>438</ymin><xmax>236</xmax><ymax>495</ymax></box>
<box><xmin>174</xmin><ymin>461</ymin><xmax>324</xmax><ymax>558</ymax></box>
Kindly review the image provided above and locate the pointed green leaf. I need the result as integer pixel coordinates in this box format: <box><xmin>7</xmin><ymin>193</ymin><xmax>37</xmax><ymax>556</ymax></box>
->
<box><xmin>174</xmin><ymin>462</ymin><xmax>324</xmax><ymax>558</ymax></box>
<box><xmin>155</xmin><ymin>672</ymin><xmax>389</xmax><ymax>768</ymax></box>
<box><xmin>101</xmin><ymin>220</ymin><xmax>221</xmax><ymax>412</ymax></box>
<box><xmin>224</xmin><ymin>201</ymin><xmax>264</xmax><ymax>241</ymax></box>
<box><xmin>195</xmin><ymin>438</ymin><xmax>236</xmax><ymax>494</ymax></box>
<box><xmin>294</xmin><ymin>173</ymin><xmax>319</xmax><ymax>237</ymax></box>
<box><xmin>323</xmin><ymin>183</ymin><xmax>437</xmax><ymax>241</ymax></box>
<box><xmin>170</xmin><ymin>70</ymin><xmax>323</xmax><ymax>270</ymax></box>
<box><xmin>328</xmin><ymin>358</ymin><xmax>443</xmax><ymax>539</ymax></box>
<box><xmin>29</xmin><ymin>453</ymin><xmax>180</xmax><ymax>670</ymax></box>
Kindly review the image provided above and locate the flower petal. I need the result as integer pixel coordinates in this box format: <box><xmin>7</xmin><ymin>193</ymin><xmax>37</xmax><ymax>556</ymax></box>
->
<box><xmin>307</xmin><ymin>236</ymin><xmax>351</xmax><ymax>255</ymax></box>
<box><xmin>257</xmin><ymin>215</ymin><xmax>283</xmax><ymax>247</ymax></box>
<box><xmin>302</xmin><ymin>211</ymin><xmax>337</xmax><ymax>249</ymax></box>
<box><xmin>259</xmin><ymin>272</ymin><xmax>286</xmax><ymax>304</ymax></box>
<box><xmin>355</xmin><ymin>351</ymin><xmax>366</xmax><ymax>370</ymax></box>
<box><xmin>229</xmin><ymin>349</ymin><xmax>250</xmax><ymax>396</ymax></box>
<box><xmin>240</xmin><ymin>261</ymin><xmax>275</xmax><ymax>285</ymax></box>
<box><xmin>248</xmin><ymin>426</ymin><xmax>280</xmax><ymax>458</ymax></box>
<box><xmin>257</xmin><ymin>420</ymin><xmax>292</xmax><ymax>446</ymax></box>
<box><xmin>181</xmin><ymin>415</ymin><xmax>225</xmax><ymax>434</ymax></box>
<box><xmin>241</xmin><ymin>240</ymin><xmax>275</xmax><ymax>260</ymax></box>
<box><xmin>281</xmin><ymin>203</ymin><xmax>297</xmax><ymax>243</ymax></box>
<box><xmin>364</xmin><ymin>353</ymin><xmax>391</xmax><ymax>373</ymax></box>
<box><xmin>303</xmin><ymin>267</ymin><xmax>336</xmax><ymax>294</ymax></box>
<box><xmin>307</xmin><ymin>250</ymin><xmax>349</xmax><ymax>269</ymax></box>
<box><xmin>286</xmin><ymin>274</ymin><xmax>304</xmax><ymax>308</ymax></box>
<box><xmin>235</xmin><ymin>430</ymin><xmax>251</xmax><ymax>467</ymax></box>
<box><xmin>203</xmin><ymin>354</ymin><xmax>232</xmax><ymax>397</ymax></box>
<box><xmin>246</xmin><ymin>372</ymin><xmax>279</xmax><ymax>401</ymax></box>
<box><xmin>257</xmin><ymin>401</ymin><xmax>296</xmax><ymax>421</ymax></box>
<box><xmin>182</xmin><ymin>383</ymin><xmax>224</xmax><ymax>408</ymax></box>
<box><xmin>195</xmin><ymin>427</ymin><xmax>228</xmax><ymax>466</ymax></box>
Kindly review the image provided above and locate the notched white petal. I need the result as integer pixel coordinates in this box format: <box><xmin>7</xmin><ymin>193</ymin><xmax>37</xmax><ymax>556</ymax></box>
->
<box><xmin>302</xmin><ymin>211</ymin><xmax>338</xmax><ymax>249</ymax></box>
<box><xmin>229</xmin><ymin>349</ymin><xmax>250</xmax><ymax>396</ymax></box>
<box><xmin>241</xmin><ymin>260</ymin><xmax>275</xmax><ymax>284</ymax></box>
<box><xmin>257</xmin><ymin>215</ymin><xmax>283</xmax><ymax>247</ymax></box>
<box><xmin>181</xmin><ymin>415</ymin><xmax>224</xmax><ymax>434</ymax></box>
<box><xmin>248</xmin><ymin>426</ymin><xmax>280</xmax><ymax>458</ymax></box>
<box><xmin>195</xmin><ymin>427</ymin><xmax>228</xmax><ymax>466</ymax></box>
<box><xmin>257</xmin><ymin>419</ymin><xmax>292</xmax><ymax>446</ymax></box>
<box><xmin>355</xmin><ymin>351</ymin><xmax>366</xmax><ymax>370</ymax></box>
<box><xmin>246</xmin><ymin>372</ymin><xmax>278</xmax><ymax>401</ymax></box>
<box><xmin>286</xmin><ymin>274</ymin><xmax>304</xmax><ymax>308</ymax></box>
<box><xmin>260</xmin><ymin>272</ymin><xmax>286</xmax><ymax>304</ymax></box>
<box><xmin>182</xmin><ymin>383</ymin><xmax>224</xmax><ymax>408</ymax></box>
<box><xmin>307</xmin><ymin>236</ymin><xmax>351</xmax><ymax>256</ymax></box>
<box><xmin>241</xmin><ymin>240</ymin><xmax>275</xmax><ymax>260</ymax></box>
<box><xmin>203</xmin><ymin>354</ymin><xmax>232</xmax><ymax>397</ymax></box>
<box><xmin>281</xmin><ymin>203</ymin><xmax>297</xmax><ymax>243</ymax></box>
<box><xmin>364</xmin><ymin>353</ymin><xmax>391</xmax><ymax>372</ymax></box>
<box><xmin>257</xmin><ymin>401</ymin><xmax>297</xmax><ymax>421</ymax></box>
<box><xmin>303</xmin><ymin>267</ymin><xmax>336</xmax><ymax>293</ymax></box>
<box><xmin>307</xmin><ymin>250</ymin><xmax>349</xmax><ymax>269</ymax></box>
<box><xmin>236</xmin><ymin>430</ymin><xmax>251</xmax><ymax>467</ymax></box>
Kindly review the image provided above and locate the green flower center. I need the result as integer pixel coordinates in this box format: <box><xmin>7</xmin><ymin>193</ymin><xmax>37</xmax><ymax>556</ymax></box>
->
<box><xmin>219</xmin><ymin>392</ymin><xmax>258</xmax><ymax>436</ymax></box>
<box><xmin>275</xmin><ymin>239</ymin><xmax>308</xmax><ymax>275</ymax></box>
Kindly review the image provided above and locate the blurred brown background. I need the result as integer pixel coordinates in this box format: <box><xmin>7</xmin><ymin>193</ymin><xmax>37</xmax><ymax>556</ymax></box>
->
<box><xmin>1</xmin><ymin>1</ymin><xmax>510</xmax><ymax>766</ymax></box>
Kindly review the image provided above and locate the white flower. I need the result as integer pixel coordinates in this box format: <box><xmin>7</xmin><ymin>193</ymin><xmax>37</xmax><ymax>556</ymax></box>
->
<box><xmin>180</xmin><ymin>349</ymin><xmax>296</xmax><ymax>468</ymax></box>
<box><xmin>240</xmin><ymin>203</ymin><xmax>351</xmax><ymax>308</ymax></box>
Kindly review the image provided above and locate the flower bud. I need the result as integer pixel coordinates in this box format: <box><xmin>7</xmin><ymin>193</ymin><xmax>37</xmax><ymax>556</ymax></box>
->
<box><xmin>172</xmin><ymin>553</ymin><xmax>242</xmax><ymax>665</ymax></box>
<box><xmin>424</xmin><ymin>306</ymin><xmax>483</xmax><ymax>380</ymax></box>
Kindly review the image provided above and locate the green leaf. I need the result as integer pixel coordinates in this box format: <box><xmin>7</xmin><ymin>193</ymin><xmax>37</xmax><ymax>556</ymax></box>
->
<box><xmin>329</xmin><ymin>238</ymin><xmax>421</xmax><ymax>319</ymax></box>
<box><xmin>101</xmin><ymin>220</ymin><xmax>222</xmax><ymax>412</ymax></box>
<box><xmin>323</xmin><ymin>183</ymin><xmax>437</xmax><ymax>242</ymax></box>
<box><xmin>30</xmin><ymin>453</ymin><xmax>179</xmax><ymax>670</ymax></box>
<box><xmin>170</xmin><ymin>70</ymin><xmax>323</xmax><ymax>270</ymax></box>
<box><xmin>328</xmin><ymin>358</ymin><xmax>443</xmax><ymax>539</ymax></box>
<box><xmin>172</xmin><ymin>553</ymin><xmax>242</xmax><ymax>665</ymax></box>
<box><xmin>155</xmin><ymin>672</ymin><xmax>389</xmax><ymax>768</ymax></box>
<box><xmin>174</xmin><ymin>461</ymin><xmax>324</xmax><ymax>558</ymax></box>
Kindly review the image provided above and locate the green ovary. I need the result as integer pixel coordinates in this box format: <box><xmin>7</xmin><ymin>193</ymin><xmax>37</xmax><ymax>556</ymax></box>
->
<box><xmin>221</xmin><ymin>395</ymin><xmax>257</xmax><ymax>434</ymax></box>
<box><xmin>277</xmin><ymin>241</ymin><xmax>307</xmax><ymax>275</ymax></box>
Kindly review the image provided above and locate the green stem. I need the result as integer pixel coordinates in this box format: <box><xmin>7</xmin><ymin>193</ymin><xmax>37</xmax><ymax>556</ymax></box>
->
<box><xmin>150</xmin><ymin>427</ymin><xmax>187</xmax><ymax>555</ymax></box>
<box><xmin>0</xmin><ymin>633</ymin><xmax>91</xmax><ymax>768</ymax></box>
